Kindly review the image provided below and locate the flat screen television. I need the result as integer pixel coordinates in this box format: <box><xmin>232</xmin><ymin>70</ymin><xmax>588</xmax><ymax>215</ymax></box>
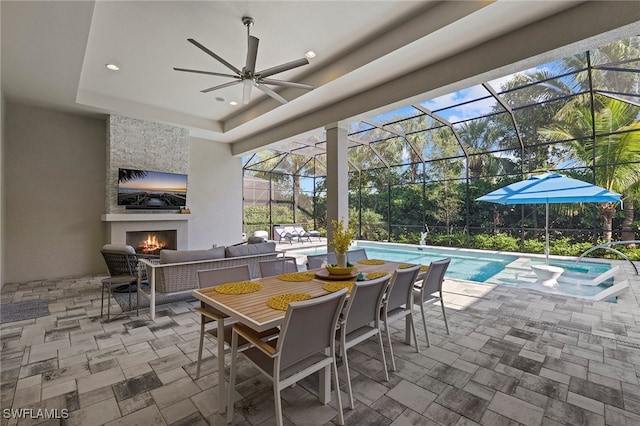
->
<box><xmin>117</xmin><ymin>168</ymin><xmax>188</xmax><ymax>210</ymax></box>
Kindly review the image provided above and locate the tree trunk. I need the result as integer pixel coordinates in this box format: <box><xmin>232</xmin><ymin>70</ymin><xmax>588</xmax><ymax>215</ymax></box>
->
<box><xmin>621</xmin><ymin>193</ymin><xmax>636</xmax><ymax>245</ymax></box>
<box><xmin>598</xmin><ymin>202</ymin><xmax>617</xmax><ymax>243</ymax></box>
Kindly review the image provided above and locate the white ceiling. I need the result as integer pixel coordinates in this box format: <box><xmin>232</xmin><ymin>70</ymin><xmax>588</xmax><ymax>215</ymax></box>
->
<box><xmin>2</xmin><ymin>1</ymin><xmax>639</xmax><ymax>152</ymax></box>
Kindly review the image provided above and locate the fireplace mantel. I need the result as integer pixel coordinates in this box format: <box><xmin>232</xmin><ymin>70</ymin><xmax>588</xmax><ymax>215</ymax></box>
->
<box><xmin>103</xmin><ymin>214</ymin><xmax>189</xmax><ymax>249</ymax></box>
<box><xmin>102</xmin><ymin>214</ymin><xmax>191</xmax><ymax>222</ymax></box>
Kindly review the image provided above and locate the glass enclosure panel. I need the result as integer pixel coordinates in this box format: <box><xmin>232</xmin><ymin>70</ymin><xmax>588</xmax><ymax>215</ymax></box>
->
<box><xmin>389</xmin><ymin>183</ymin><xmax>423</xmax><ymax>242</ymax></box>
<box><xmin>243</xmin><ymin>37</ymin><xmax>640</xmax><ymax>247</ymax></box>
<box><xmin>349</xmin><ymin>126</ymin><xmax>396</xmax><ymax>143</ymax></box>
<box><xmin>514</xmin><ymin>95</ymin><xmax>592</xmax><ymax>146</ymax></box>
<box><xmin>383</xmin><ymin>112</ymin><xmax>430</xmax><ymax>135</ymax></box>
<box><xmin>441</xmin><ymin>96</ymin><xmax>505</xmax><ymax>125</ymax></box>
<box><xmin>369</xmin><ymin>105</ymin><xmax>423</xmax><ymax>126</ymax></box>
<box><xmin>244</xmin><ymin>151</ymin><xmax>287</xmax><ymax>172</ymax></box>
<box><xmin>420</xmin><ymin>84</ymin><xmax>494</xmax><ymax>114</ymax></box>
<box><xmin>313</xmin><ymin>153</ymin><xmax>327</xmax><ymax>176</ymax></box>
<box><xmin>424</xmin><ymin>179</ymin><xmax>465</xmax><ymax>229</ymax></box>
<box><xmin>348</xmin><ymin>143</ymin><xmax>386</xmax><ymax>170</ymax></box>
<box><xmin>296</xmin><ymin>177</ymin><xmax>315</xmax><ymax>229</ymax></box>
<box><xmin>370</xmin><ymin>137</ymin><xmax>413</xmax><ymax>166</ymax></box>
<box><xmin>501</xmin><ymin>72</ymin><xmax>588</xmax><ymax>109</ymax></box>
<box><xmin>269</xmin><ymin>152</ymin><xmax>312</xmax><ymax>175</ymax></box>
<box><xmin>360</xmin><ymin>168</ymin><xmax>388</xmax><ymax>189</ymax></box>
<box><xmin>410</xmin><ymin>126</ymin><xmax>465</xmax><ymax>160</ymax></box>
<box><xmin>454</xmin><ymin>112</ymin><xmax>521</xmax><ymax>152</ymax></box>
<box><xmin>389</xmin><ymin>163</ymin><xmax>422</xmax><ymax>185</ymax></box>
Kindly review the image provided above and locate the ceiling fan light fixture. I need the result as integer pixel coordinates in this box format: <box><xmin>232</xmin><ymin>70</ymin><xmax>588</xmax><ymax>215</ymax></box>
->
<box><xmin>174</xmin><ymin>16</ymin><xmax>314</xmax><ymax>105</ymax></box>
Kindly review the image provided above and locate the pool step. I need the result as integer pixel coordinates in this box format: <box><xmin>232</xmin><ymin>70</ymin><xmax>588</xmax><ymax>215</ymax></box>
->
<box><xmin>484</xmin><ymin>262</ymin><xmax>539</xmax><ymax>286</ymax></box>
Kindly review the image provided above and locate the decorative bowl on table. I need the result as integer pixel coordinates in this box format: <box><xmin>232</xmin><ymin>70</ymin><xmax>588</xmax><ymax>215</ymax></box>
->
<box><xmin>325</xmin><ymin>264</ymin><xmax>355</xmax><ymax>275</ymax></box>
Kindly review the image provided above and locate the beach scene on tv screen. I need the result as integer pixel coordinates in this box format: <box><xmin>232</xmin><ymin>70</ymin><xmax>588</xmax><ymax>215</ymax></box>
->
<box><xmin>118</xmin><ymin>169</ymin><xmax>187</xmax><ymax>208</ymax></box>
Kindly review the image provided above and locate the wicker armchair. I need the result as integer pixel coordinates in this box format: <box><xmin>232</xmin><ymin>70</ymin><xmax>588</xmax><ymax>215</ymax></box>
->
<box><xmin>100</xmin><ymin>244</ymin><xmax>139</xmax><ymax>321</ymax></box>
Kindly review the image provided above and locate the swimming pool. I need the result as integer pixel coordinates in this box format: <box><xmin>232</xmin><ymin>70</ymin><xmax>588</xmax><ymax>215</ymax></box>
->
<box><xmin>287</xmin><ymin>241</ymin><xmax>614</xmax><ymax>298</ymax></box>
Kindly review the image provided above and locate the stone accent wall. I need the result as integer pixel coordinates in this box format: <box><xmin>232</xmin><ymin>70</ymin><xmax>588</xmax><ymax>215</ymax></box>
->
<box><xmin>106</xmin><ymin>115</ymin><xmax>189</xmax><ymax>213</ymax></box>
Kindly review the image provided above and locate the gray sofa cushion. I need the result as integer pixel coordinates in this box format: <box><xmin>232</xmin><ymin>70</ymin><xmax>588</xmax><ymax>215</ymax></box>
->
<box><xmin>102</xmin><ymin>244</ymin><xmax>136</xmax><ymax>254</ymax></box>
<box><xmin>160</xmin><ymin>247</ymin><xmax>226</xmax><ymax>264</ymax></box>
<box><xmin>225</xmin><ymin>242</ymin><xmax>276</xmax><ymax>258</ymax></box>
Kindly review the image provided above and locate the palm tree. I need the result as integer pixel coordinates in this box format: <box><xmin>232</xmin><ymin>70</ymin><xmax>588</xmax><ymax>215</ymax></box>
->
<box><xmin>539</xmin><ymin>95</ymin><xmax>640</xmax><ymax>242</ymax></box>
<box><xmin>118</xmin><ymin>168</ymin><xmax>147</xmax><ymax>183</ymax></box>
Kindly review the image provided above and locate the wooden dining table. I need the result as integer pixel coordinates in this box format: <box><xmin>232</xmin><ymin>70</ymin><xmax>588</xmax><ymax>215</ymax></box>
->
<box><xmin>192</xmin><ymin>259</ymin><xmax>416</xmax><ymax>405</ymax></box>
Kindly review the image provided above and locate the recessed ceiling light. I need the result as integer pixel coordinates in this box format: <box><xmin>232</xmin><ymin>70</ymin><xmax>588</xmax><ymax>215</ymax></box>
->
<box><xmin>229</xmin><ymin>101</ymin><xmax>238</xmax><ymax>106</ymax></box>
<box><xmin>304</xmin><ymin>51</ymin><xmax>316</xmax><ymax>59</ymax></box>
<box><xmin>105</xmin><ymin>63</ymin><xmax>120</xmax><ymax>71</ymax></box>
<box><xmin>215</xmin><ymin>97</ymin><xmax>225</xmax><ymax>102</ymax></box>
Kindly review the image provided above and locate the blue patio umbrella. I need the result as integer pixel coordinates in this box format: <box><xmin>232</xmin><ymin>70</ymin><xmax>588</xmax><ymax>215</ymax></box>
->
<box><xmin>476</xmin><ymin>173</ymin><xmax>621</xmax><ymax>265</ymax></box>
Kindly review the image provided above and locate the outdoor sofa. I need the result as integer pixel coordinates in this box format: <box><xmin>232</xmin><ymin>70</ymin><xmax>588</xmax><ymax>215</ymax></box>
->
<box><xmin>138</xmin><ymin>242</ymin><xmax>279</xmax><ymax>319</ymax></box>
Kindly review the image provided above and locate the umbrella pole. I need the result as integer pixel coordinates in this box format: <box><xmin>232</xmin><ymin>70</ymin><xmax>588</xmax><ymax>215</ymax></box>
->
<box><xmin>545</xmin><ymin>203</ymin><xmax>549</xmax><ymax>266</ymax></box>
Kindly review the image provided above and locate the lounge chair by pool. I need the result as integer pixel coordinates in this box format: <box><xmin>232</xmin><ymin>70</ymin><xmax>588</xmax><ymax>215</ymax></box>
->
<box><xmin>557</xmin><ymin>265</ymin><xmax>621</xmax><ymax>286</ymax></box>
<box><xmin>580</xmin><ymin>280</ymin><xmax>629</xmax><ymax>302</ymax></box>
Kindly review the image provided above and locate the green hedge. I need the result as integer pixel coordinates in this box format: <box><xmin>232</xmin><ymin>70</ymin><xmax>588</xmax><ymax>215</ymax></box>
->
<box><xmin>416</xmin><ymin>232</ymin><xmax>640</xmax><ymax>260</ymax></box>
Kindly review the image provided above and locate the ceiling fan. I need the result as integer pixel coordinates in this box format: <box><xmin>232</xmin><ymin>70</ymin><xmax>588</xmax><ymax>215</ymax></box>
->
<box><xmin>174</xmin><ymin>16</ymin><xmax>314</xmax><ymax>105</ymax></box>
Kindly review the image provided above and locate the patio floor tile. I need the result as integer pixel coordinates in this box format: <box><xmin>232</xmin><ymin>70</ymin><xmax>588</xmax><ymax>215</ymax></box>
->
<box><xmin>1</xmin><ymin>265</ymin><xmax>639</xmax><ymax>425</ymax></box>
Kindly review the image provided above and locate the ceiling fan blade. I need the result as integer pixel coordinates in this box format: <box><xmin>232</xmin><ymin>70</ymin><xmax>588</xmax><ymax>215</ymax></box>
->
<box><xmin>255</xmin><ymin>83</ymin><xmax>287</xmax><ymax>104</ymax></box>
<box><xmin>173</xmin><ymin>67</ymin><xmax>238</xmax><ymax>79</ymax></box>
<box><xmin>187</xmin><ymin>38</ymin><xmax>242</xmax><ymax>75</ymax></box>
<box><xmin>201</xmin><ymin>80</ymin><xmax>242</xmax><ymax>93</ymax></box>
<box><xmin>257</xmin><ymin>58</ymin><xmax>309</xmax><ymax>79</ymax></box>
<box><xmin>245</xmin><ymin>36</ymin><xmax>259</xmax><ymax>75</ymax></box>
<box><xmin>260</xmin><ymin>78</ymin><xmax>314</xmax><ymax>90</ymax></box>
<box><xmin>242</xmin><ymin>80</ymin><xmax>253</xmax><ymax>105</ymax></box>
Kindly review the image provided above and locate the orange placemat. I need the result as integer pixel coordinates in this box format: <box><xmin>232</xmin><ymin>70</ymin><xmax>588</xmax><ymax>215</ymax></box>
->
<box><xmin>267</xmin><ymin>293</ymin><xmax>313</xmax><ymax>310</ymax></box>
<box><xmin>398</xmin><ymin>263</ymin><xmax>417</xmax><ymax>269</ymax></box>
<box><xmin>366</xmin><ymin>272</ymin><xmax>389</xmax><ymax>280</ymax></box>
<box><xmin>214</xmin><ymin>281</ymin><xmax>262</xmax><ymax>294</ymax></box>
<box><xmin>357</xmin><ymin>259</ymin><xmax>385</xmax><ymax>265</ymax></box>
<box><xmin>277</xmin><ymin>272</ymin><xmax>316</xmax><ymax>282</ymax></box>
<box><xmin>322</xmin><ymin>281</ymin><xmax>355</xmax><ymax>293</ymax></box>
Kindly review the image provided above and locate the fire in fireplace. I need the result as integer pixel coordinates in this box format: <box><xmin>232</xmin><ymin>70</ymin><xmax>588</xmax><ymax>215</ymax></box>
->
<box><xmin>126</xmin><ymin>230</ymin><xmax>177</xmax><ymax>255</ymax></box>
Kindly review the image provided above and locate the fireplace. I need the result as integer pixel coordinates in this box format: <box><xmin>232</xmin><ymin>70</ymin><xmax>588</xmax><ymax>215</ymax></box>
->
<box><xmin>102</xmin><ymin>213</ymin><xmax>189</xmax><ymax>251</ymax></box>
<box><xmin>126</xmin><ymin>230</ymin><xmax>177</xmax><ymax>255</ymax></box>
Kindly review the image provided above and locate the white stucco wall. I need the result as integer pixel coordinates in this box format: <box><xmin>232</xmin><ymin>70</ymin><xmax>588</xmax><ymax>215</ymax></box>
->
<box><xmin>3</xmin><ymin>104</ymin><xmax>243</xmax><ymax>282</ymax></box>
<box><xmin>188</xmin><ymin>136</ymin><xmax>243</xmax><ymax>249</ymax></box>
<box><xmin>1</xmin><ymin>4</ymin><xmax>5</xmax><ymax>287</ymax></box>
<box><xmin>5</xmin><ymin>103</ymin><xmax>106</xmax><ymax>282</ymax></box>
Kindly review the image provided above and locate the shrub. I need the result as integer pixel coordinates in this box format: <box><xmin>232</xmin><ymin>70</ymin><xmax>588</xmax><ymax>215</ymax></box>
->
<box><xmin>469</xmin><ymin>233</ymin><xmax>519</xmax><ymax>251</ymax></box>
<box><xmin>523</xmin><ymin>239</ymin><xmax>545</xmax><ymax>254</ymax></box>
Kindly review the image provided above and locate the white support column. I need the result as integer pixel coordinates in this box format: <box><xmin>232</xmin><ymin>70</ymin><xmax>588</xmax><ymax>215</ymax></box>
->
<box><xmin>325</xmin><ymin>122</ymin><xmax>349</xmax><ymax>252</ymax></box>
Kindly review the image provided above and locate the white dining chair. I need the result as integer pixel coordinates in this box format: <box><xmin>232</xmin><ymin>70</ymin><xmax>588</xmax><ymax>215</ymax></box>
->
<box><xmin>381</xmin><ymin>264</ymin><xmax>421</xmax><ymax>371</ymax></box>
<box><xmin>227</xmin><ymin>288</ymin><xmax>348</xmax><ymax>426</ymax></box>
<box><xmin>337</xmin><ymin>275</ymin><xmax>391</xmax><ymax>409</ymax></box>
<box><xmin>258</xmin><ymin>256</ymin><xmax>298</xmax><ymax>277</ymax></box>
<box><xmin>414</xmin><ymin>258</ymin><xmax>451</xmax><ymax>346</ymax></box>
<box><xmin>307</xmin><ymin>252</ymin><xmax>337</xmax><ymax>269</ymax></box>
<box><xmin>196</xmin><ymin>265</ymin><xmax>278</xmax><ymax>413</ymax></box>
<box><xmin>346</xmin><ymin>248</ymin><xmax>368</xmax><ymax>262</ymax></box>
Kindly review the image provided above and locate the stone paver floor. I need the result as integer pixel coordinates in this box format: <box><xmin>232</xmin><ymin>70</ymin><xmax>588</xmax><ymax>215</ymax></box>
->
<box><xmin>2</xmin><ymin>263</ymin><xmax>640</xmax><ymax>425</ymax></box>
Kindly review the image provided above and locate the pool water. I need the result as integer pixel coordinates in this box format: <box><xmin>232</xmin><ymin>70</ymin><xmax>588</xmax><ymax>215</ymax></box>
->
<box><xmin>289</xmin><ymin>243</ymin><xmax>517</xmax><ymax>282</ymax></box>
<box><xmin>288</xmin><ymin>241</ymin><xmax>614</xmax><ymax>298</ymax></box>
